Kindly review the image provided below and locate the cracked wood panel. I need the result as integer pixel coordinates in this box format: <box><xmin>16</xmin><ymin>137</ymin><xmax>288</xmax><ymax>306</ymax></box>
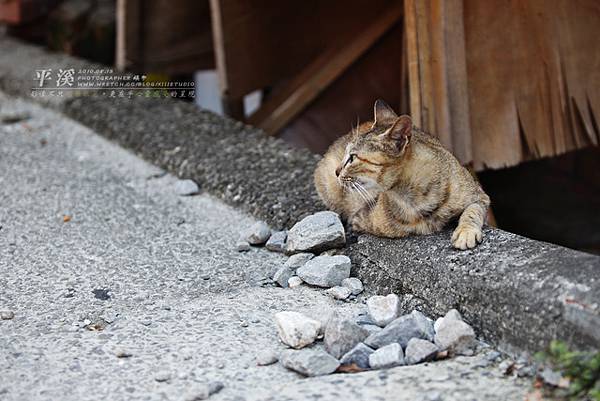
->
<box><xmin>465</xmin><ymin>0</ymin><xmax>600</xmax><ymax>170</ymax></box>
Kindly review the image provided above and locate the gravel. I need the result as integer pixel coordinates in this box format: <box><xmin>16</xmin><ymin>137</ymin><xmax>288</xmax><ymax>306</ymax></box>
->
<box><xmin>0</xmin><ymin>88</ymin><xmax>530</xmax><ymax>401</ymax></box>
<box><xmin>273</xmin><ymin>266</ymin><xmax>296</xmax><ymax>288</ymax></box>
<box><xmin>244</xmin><ymin>221</ymin><xmax>272</xmax><ymax>245</ymax></box>
<box><xmin>274</xmin><ymin>311</ymin><xmax>322</xmax><ymax>349</ymax></box>
<box><xmin>154</xmin><ymin>371</ymin><xmax>172</xmax><ymax>382</ymax></box>
<box><xmin>256</xmin><ymin>350</ymin><xmax>279</xmax><ymax>366</ymax></box>
<box><xmin>1</xmin><ymin>310</ymin><xmax>15</xmax><ymax>320</ymax></box>
<box><xmin>325</xmin><ymin>286</ymin><xmax>352</xmax><ymax>300</ymax></box>
<box><xmin>340</xmin><ymin>343</ymin><xmax>375</xmax><ymax>369</ymax></box>
<box><xmin>280</xmin><ymin>349</ymin><xmax>340</xmax><ymax>377</ymax></box>
<box><xmin>183</xmin><ymin>381</ymin><xmax>224</xmax><ymax>401</ymax></box>
<box><xmin>369</xmin><ymin>343</ymin><xmax>404</xmax><ymax>369</ymax></box>
<box><xmin>324</xmin><ymin>313</ymin><xmax>370</xmax><ymax>359</ymax></box>
<box><xmin>367</xmin><ymin>294</ymin><xmax>400</xmax><ymax>327</ymax></box>
<box><xmin>265</xmin><ymin>231</ymin><xmax>287</xmax><ymax>253</ymax></box>
<box><xmin>342</xmin><ymin>278</ymin><xmax>364</xmax><ymax>295</ymax></box>
<box><xmin>236</xmin><ymin>240</ymin><xmax>251</xmax><ymax>252</ymax></box>
<box><xmin>434</xmin><ymin>311</ymin><xmax>476</xmax><ymax>355</ymax></box>
<box><xmin>365</xmin><ymin>310</ymin><xmax>435</xmax><ymax>349</ymax></box>
<box><xmin>288</xmin><ymin>276</ymin><xmax>303</xmax><ymax>288</ymax></box>
<box><xmin>286</xmin><ymin>211</ymin><xmax>346</xmax><ymax>254</ymax></box>
<box><xmin>296</xmin><ymin>255</ymin><xmax>351</xmax><ymax>288</ymax></box>
<box><xmin>174</xmin><ymin>179</ymin><xmax>200</xmax><ymax>196</ymax></box>
<box><xmin>284</xmin><ymin>252</ymin><xmax>314</xmax><ymax>269</ymax></box>
<box><xmin>405</xmin><ymin>338</ymin><xmax>439</xmax><ymax>365</ymax></box>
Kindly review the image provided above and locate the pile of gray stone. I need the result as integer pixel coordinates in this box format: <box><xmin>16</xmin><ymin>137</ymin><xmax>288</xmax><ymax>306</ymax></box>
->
<box><xmin>238</xmin><ymin>211</ymin><xmax>364</xmax><ymax>299</ymax></box>
<box><xmin>269</xmin><ymin>296</ymin><xmax>478</xmax><ymax>377</ymax></box>
<box><xmin>241</xmin><ymin>211</ymin><xmax>478</xmax><ymax>376</ymax></box>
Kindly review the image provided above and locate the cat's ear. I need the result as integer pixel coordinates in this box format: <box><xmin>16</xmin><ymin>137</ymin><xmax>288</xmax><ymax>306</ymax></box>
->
<box><xmin>386</xmin><ymin>115</ymin><xmax>412</xmax><ymax>151</ymax></box>
<box><xmin>373</xmin><ymin>99</ymin><xmax>397</xmax><ymax>126</ymax></box>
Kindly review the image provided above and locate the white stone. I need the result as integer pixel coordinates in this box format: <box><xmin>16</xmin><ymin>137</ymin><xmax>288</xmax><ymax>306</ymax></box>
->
<box><xmin>174</xmin><ymin>179</ymin><xmax>199</xmax><ymax>196</ymax></box>
<box><xmin>368</xmin><ymin>343</ymin><xmax>404</xmax><ymax>369</ymax></box>
<box><xmin>366</xmin><ymin>294</ymin><xmax>400</xmax><ymax>327</ymax></box>
<box><xmin>434</xmin><ymin>315</ymin><xmax>476</xmax><ymax>355</ymax></box>
<box><xmin>325</xmin><ymin>286</ymin><xmax>351</xmax><ymax>300</ymax></box>
<box><xmin>288</xmin><ymin>276</ymin><xmax>303</xmax><ymax>288</ymax></box>
<box><xmin>341</xmin><ymin>277</ymin><xmax>364</xmax><ymax>295</ymax></box>
<box><xmin>274</xmin><ymin>311</ymin><xmax>321</xmax><ymax>349</ymax></box>
<box><xmin>256</xmin><ymin>350</ymin><xmax>279</xmax><ymax>366</ymax></box>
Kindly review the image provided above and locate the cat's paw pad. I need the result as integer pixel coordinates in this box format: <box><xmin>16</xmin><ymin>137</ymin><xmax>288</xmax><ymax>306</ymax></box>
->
<box><xmin>451</xmin><ymin>225</ymin><xmax>482</xmax><ymax>250</ymax></box>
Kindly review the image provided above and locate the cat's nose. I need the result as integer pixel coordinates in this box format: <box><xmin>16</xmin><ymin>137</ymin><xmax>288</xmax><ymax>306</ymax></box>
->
<box><xmin>335</xmin><ymin>166</ymin><xmax>341</xmax><ymax>177</ymax></box>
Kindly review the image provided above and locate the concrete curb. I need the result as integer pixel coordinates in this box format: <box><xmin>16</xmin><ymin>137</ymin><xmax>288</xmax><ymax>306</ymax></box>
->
<box><xmin>1</xmin><ymin>35</ymin><xmax>598</xmax><ymax>355</ymax></box>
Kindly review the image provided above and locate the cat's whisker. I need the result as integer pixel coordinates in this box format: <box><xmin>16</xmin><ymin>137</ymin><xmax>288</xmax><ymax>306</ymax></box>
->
<box><xmin>351</xmin><ymin>182</ymin><xmax>370</xmax><ymax>206</ymax></box>
<box><xmin>358</xmin><ymin>183</ymin><xmax>377</xmax><ymax>209</ymax></box>
<box><xmin>353</xmin><ymin>181</ymin><xmax>376</xmax><ymax>209</ymax></box>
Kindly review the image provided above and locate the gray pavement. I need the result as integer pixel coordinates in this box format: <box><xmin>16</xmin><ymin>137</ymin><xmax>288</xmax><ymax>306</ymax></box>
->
<box><xmin>0</xmin><ymin>91</ymin><xmax>529</xmax><ymax>400</ymax></box>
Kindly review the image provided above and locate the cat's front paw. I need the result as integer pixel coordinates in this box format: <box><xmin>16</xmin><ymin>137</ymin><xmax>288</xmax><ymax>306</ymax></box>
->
<box><xmin>451</xmin><ymin>225</ymin><xmax>482</xmax><ymax>250</ymax></box>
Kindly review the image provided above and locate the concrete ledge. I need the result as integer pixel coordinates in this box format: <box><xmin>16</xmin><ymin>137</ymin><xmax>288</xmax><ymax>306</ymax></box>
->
<box><xmin>1</xmin><ymin>35</ymin><xmax>598</xmax><ymax>355</ymax></box>
<box><xmin>349</xmin><ymin>229</ymin><xmax>600</xmax><ymax>353</ymax></box>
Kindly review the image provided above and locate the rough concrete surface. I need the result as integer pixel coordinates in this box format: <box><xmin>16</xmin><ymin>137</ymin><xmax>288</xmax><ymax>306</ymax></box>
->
<box><xmin>0</xmin><ymin>93</ymin><xmax>529</xmax><ymax>400</ymax></box>
<box><xmin>0</xmin><ymin>34</ymin><xmax>598</xmax><ymax>356</ymax></box>
<box><xmin>349</xmin><ymin>230</ymin><xmax>600</xmax><ymax>354</ymax></box>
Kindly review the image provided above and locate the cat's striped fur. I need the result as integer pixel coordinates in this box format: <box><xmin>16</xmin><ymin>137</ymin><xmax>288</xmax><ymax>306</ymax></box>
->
<box><xmin>314</xmin><ymin>100</ymin><xmax>490</xmax><ymax>249</ymax></box>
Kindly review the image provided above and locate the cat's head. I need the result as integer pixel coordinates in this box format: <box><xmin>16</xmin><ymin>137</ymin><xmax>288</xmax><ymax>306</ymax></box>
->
<box><xmin>335</xmin><ymin>100</ymin><xmax>412</xmax><ymax>189</ymax></box>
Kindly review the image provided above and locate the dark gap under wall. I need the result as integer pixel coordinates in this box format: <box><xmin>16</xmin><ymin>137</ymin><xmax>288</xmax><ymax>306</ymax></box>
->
<box><xmin>479</xmin><ymin>147</ymin><xmax>600</xmax><ymax>255</ymax></box>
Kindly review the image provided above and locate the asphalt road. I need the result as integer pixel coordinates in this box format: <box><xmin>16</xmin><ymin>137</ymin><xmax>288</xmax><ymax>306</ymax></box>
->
<box><xmin>0</xmin><ymin>92</ymin><xmax>529</xmax><ymax>401</ymax></box>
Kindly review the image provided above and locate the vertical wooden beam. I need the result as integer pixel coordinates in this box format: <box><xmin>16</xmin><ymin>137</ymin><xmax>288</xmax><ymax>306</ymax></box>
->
<box><xmin>444</xmin><ymin>0</ymin><xmax>472</xmax><ymax>164</ymax></box>
<box><xmin>209</xmin><ymin>0</ymin><xmax>244</xmax><ymax>120</ymax></box>
<box><xmin>414</xmin><ymin>0</ymin><xmax>436</xmax><ymax>134</ymax></box>
<box><xmin>404</xmin><ymin>0</ymin><xmax>472</xmax><ymax>164</ymax></box>
<box><xmin>430</xmin><ymin>0</ymin><xmax>452</xmax><ymax>149</ymax></box>
<box><xmin>116</xmin><ymin>0</ymin><xmax>143</xmax><ymax>71</ymax></box>
<box><xmin>404</xmin><ymin>0</ymin><xmax>422</xmax><ymax>126</ymax></box>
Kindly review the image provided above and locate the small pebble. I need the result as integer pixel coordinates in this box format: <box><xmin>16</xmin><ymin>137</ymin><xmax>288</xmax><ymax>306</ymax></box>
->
<box><xmin>0</xmin><ymin>311</ymin><xmax>15</xmax><ymax>320</ymax></box>
<box><xmin>341</xmin><ymin>277</ymin><xmax>364</xmax><ymax>295</ymax></box>
<box><xmin>288</xmin><ymin>276</ymin><xmax>303</xmax><ymax>288</ymax></box>
<box><xmin>236</xmin><ymin>241</ymin><xmax>251</xmax><ymax>252</ymax></box>
<box><xmin>265</xmin><ymin>231</ymin><xmax>287</xmax><ymax>253</ymax></box>
<box><xmin>325</xmin><ymin>286</ymin><xmax>351</xmax><ymax>300</ymax></box>
<box><xmin>175</xmin><ymin>179</ymin><xmax>200</xmax><ymax>196</ymax></box>
<box><xmin>114</xmin><ymin>348</ymin><xmax>133</xmax><ymax>358</ymax></box>
<box><xmin>243</xmin><ymin>221</ymin><xmax>271</xmax><ymax>245</ymax></box>
<box><xmin>256</xmin><ymin>350</ymin><xmax>279</xmax><ymax>366</ymax></box>
<box><xmin>154</xmin><ymin>371</ymin><xmax>172</xmax><ymax>382</ymax></box>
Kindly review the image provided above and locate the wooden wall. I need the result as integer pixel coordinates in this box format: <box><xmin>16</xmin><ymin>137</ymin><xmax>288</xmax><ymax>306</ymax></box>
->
<box><xmin>465</xmin><ymin>0</ymin><xmax>600</xmax><ymax>170</ymax></box>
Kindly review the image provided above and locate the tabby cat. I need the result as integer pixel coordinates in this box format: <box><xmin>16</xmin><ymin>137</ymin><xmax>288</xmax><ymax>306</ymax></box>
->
<box><xmin>314</xmin><ymin>100</ymin><xmax>490</xmax><ymax>250</ymax></box>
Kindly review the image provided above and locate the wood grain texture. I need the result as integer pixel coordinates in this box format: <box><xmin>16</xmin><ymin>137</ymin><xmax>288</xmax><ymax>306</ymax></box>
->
<box><xmin>465</xmin><ymin>0</ymin><xmax>600</xmax><ymax>170</ymax></box>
